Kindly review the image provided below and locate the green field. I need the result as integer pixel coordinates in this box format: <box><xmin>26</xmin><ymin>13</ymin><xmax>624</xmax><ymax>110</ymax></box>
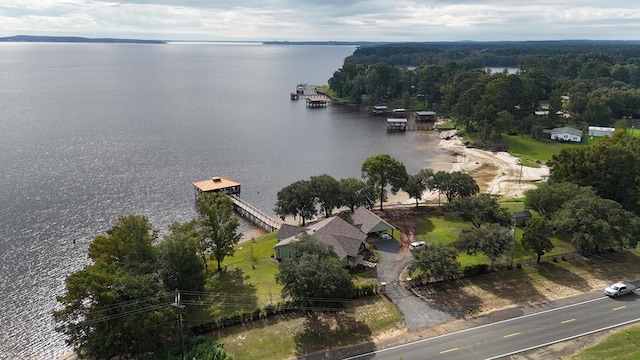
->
<box><xmin>567</xmin><ymin>325</ymin><xmax>640</xmax><ymax>360</ymax></box>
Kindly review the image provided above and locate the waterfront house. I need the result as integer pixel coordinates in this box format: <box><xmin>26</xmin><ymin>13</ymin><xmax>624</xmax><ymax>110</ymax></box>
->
<box><xmin>275</xmin><ymin>216</ymin><xmax>367</xmax><ymax>267</ymax></box>
<box><xmin>348</xmin><ymin>206</ymin><xmax>396</xmax><ymax>241</ymax></box>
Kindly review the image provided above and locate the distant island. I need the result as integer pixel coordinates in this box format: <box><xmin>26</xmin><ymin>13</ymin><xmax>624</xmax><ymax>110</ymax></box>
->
<box><xmin>263</xmin><ymin>40</ymin><xmax>383</xmax><ymax>46</ymax></box>
<box><xmin>0</xmin><ymin>35</ymin><xmax>166</xmax><ymax>44</ymax></box>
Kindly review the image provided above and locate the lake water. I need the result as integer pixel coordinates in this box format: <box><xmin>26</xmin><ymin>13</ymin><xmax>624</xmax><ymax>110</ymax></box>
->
<box><xmin>0</xmin><ymin>43</ymin><xmax>452</xmax><ymax>359</ymax></box>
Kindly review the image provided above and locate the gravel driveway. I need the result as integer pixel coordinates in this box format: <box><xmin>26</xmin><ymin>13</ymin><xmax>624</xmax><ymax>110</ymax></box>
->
<box><xmin>375</xmin><ymin>239</ymin><xmax>461</xmax><ymax>330</ymax></box>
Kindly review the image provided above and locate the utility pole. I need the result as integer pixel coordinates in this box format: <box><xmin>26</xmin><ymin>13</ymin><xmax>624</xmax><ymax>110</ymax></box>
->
<box><xmin>171</xmin><ymin>289</ymin><xmax>186</xmax><ymax>360</ymax></box>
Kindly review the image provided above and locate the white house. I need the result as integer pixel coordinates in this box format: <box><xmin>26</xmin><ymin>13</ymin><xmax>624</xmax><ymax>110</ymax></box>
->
<box><xmin>549</xmin><ymin>127</ymin><xmax>582</xmax><ymax>142</ymax></box>
<box><xmin>588</xmin><ymin>126</ymin><xmax>615</xmax><ymax>137</ymax></box>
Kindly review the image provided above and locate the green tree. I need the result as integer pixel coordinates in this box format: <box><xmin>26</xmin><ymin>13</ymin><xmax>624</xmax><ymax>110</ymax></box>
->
<box><xmin>548</xmin><ymin>137</ymin><xmax>640</xmax><ymax>214</ymax></box>
<box><xmin>403</xmin><ymin>173</ymin><xmax>427</xmax><ymax>208</ymax></box>
<box><xmin>444</xmin><ymin>193</ymin><xmax>512</xmax><ymax>228</ymax></box>
<box><xmin>554</xmin><ymin>192</ymin><xmax>639</xmax><ymax>252</ymax></box>
<box><xmin>339</xmin><ymin>177</ymin><xmax>376</xmax><ymax>212</ymax></box>
<box><xmin>582</xmin><ymin>96</ymin><xmax>613</xmax><ymax>126</ymax></box>
<box><xmin>159</xmin><ymin>224</ymin><xmax>206</xmax><ymax>292</ymax></box>
<box><xmin>274</xmin><ymin>179</ymin><xmax>317</xmax><ymax>225</ymax></box>
<box><xmin>164</xmin><ymin>336</ymin><xmax>234</xmax><ymax>360</ymax></box>
<box><xmin>54</xmin><ymin>215</ymin><xmax>173</xmax><ymax>360</ymax></box>
<box><xmin>430</xmin><ymin>171</ymin><xmax>479</xmax><ymax>203</ymax></box>
<box><xmin>524</xmin><ymin>182</ymin><xmax>593</xmax><ymax>219</ymax></box>
<box><xmin>310</xmin><ymin>174</ymin><xmax>341</xmax><ymax>217</ymax></box>
<box><xmin>361</xmin><ymin>154</ymin><xmax>408</xmax><ymax>210</ymax></box>
<box><xmin>521</xmin><ymin>217</ymin><xmax>554</xmax><ymax>264</ymax></box>
<box><xmin>409</xmin><ymin>243</ymin><xmax>460</xmax><ymax>280</ymax></box>
<box><xmin>456</xmin><ymin>223</ymin><xmax>514</xmax><ymax>270</ymax></box>
<box><xmin>88</xmin><ymin>214</ymin><xmax>158</xmax><ymax>275</ymax></box>
<box><xmin>275</xmin><ymin>234</ymin><xmax>355</xmax><ymax>300</ymax></box>
<box><xmin>196</xmin><ymin>192</ymin><xmax>242</xmax><ymax>271</ymax></box>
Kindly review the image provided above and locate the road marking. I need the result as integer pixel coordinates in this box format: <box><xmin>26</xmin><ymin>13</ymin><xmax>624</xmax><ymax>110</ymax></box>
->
<box><xmin>440</xmin><ymin>348</ymin><xmax>458</xmax><ymax>354</ymax></box>
<box><xmin>613</xmin><ymin>306</ymin><xmax>626</xmax><ymax>311</ymax></box>
<box><xmin>561</xmin><ymin>318</ymin><xmax>576</xmax><ymax>324</ymax></box>
<box><xmin>503</xmin><ymin>332</ymin><xmax>520</xmax><ymax>338</ymax></box>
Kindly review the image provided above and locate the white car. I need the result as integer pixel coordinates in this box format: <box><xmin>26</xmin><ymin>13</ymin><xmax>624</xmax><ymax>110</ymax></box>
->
<box><xmin>380</xmin><ymin>232</ymin><xmax>392</xmax><ymax>240</ymax></box>
<box><xmin>409</xmin><ymin>241</ymin><xmax>426</xmax><ymax>251</ymax></box>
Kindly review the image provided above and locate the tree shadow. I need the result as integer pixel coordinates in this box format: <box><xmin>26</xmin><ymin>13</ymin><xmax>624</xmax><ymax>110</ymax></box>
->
<box><xmin>472</xmin><ymin>269</ymin><xmax>548</xmax><ymax>305</ymax></box>
<box><xmin>420</xmin><ymin>282</ymin><xmax>484</xmax><ymax>315</ymax></box>
<box><xmin>205</xmin><ymin>267</ymin><xmax>258</xmax><ymax>316</ymax></box>
<box><xmin>536</xmin><ymin>262</ymin><xmax>588</xmax><ymax>292</ymax></box>
<box><xmin>293</xmin><ymin>312</ymin><xmax>375</xmax><ymax>358</ymax></box>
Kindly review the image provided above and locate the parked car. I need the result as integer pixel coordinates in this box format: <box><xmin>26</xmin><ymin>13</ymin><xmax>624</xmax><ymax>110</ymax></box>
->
<box><xmin>379</xmin><ymin>232</ymin><xmax>392</xmax><ymax>240</ymax></box>
<box><xmin>409</xmin><ymin>241</ymin><xmax>426</xmax><ymax>251</ymax></box>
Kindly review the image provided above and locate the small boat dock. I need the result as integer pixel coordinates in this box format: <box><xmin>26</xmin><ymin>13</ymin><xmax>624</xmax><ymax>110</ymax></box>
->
<box><xmin>193</xmin><ymin>176</ymin><xmax>282</xmax><ymax>233</ymax></box>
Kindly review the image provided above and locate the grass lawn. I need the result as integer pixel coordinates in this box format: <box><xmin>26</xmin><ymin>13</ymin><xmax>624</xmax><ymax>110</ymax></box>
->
<box><xmin>567</xmin><ymin>325</ymin><xmax>640</xmax><ymax>360</ymax></box>
<box><xmin>500</xmin><ymin>133</ymin><xmax>606</xmax><ymax>167</ymax></box>
<box><xmin>209</xmin><ymin>295</ymin><xmax>404</xmax><ymax>360</ymax></box>
<box><xmin>414</xmin><ymin>213</ymin><xmax>576</xmax><ymax>269</ymax></box>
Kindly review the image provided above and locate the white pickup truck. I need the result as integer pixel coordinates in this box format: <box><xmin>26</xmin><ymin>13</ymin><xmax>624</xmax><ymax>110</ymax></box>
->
<box><xmin>604</xmin><ymin>282</ymin><xmax>637</xmax><ymax>297</ymax></box>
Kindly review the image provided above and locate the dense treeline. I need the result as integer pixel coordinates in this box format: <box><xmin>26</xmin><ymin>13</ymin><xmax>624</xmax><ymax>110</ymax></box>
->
<box><xmin>348</xmin><ymin>41</ymin><xmax>640</xmax><ymax>68</ymax></box>
<box><xmin>328</xmin><ymin>41</ymin><xmax>640</xmax><ymax>142</ymax></box>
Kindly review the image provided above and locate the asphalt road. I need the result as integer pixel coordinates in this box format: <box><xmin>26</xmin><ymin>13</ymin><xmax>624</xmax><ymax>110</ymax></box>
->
<box><xmin>343</xmin><ymin>292</ymin><xmax>640</xmax><ymax>360</ymax></box>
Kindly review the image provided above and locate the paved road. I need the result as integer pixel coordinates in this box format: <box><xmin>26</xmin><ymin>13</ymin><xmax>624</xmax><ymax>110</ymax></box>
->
<box><xmin>343</xmin><ymin>292</ymin><xmax>640</xmax><ymax>359</ymax></box>
<box><xmin>374</xmin><ymin>239</ymin><xmax>460</xmax><ymax>330</ymax></box>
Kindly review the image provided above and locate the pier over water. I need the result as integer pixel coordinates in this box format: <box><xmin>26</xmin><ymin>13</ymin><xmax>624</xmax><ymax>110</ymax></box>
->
<box><xmin>193</xmin><ymin>176</ymin><xmax>282</xmax><ymax>233</ymax></box>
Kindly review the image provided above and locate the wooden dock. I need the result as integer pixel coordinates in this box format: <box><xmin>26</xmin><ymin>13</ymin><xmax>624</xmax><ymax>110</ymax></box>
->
<box><xmin>230</xmin><ymin>194</ymin><xmax>282</xmax><ymax>233</ymax></box>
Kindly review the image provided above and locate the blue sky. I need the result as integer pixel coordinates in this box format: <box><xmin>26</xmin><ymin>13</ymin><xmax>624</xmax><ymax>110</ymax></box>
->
<box><xmin>1</xmin><ymin>1</ymin><xmax>639</xmax><ymax>42</ymax></box>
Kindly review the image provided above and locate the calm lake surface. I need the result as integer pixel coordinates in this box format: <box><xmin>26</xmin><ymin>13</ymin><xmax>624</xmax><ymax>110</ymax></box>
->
<box><xmin>0</xmin><ymin>43</ymin><xmax>452</xmax><ymax>359</ymax></box>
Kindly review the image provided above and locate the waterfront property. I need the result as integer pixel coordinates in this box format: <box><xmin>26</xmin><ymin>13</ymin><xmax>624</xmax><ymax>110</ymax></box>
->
<box><xmin>193</xmin><ymin>176</ymin><xmax>241</xmax><ymax>199</ymax></box>
<box><xmin>414</xmin><ymin>111</ymin><xmax>437</xmax><ymax>129</ymax></box>
<box><xmin>387</xmin><ymin>118</ymin><xmax>407</xmax><ymax>131</ymax></box>
<box><xmin>371</xmin><ymin>105</ymin><xmax>390</xmax><ymax>114</ymax></box>
<box><xmin>193</xmin><ymin>176</ymin><xmax>281</xmax><ymax>232</ymax></box>
<box><xmin>306</xmin><ymin>97</ymin><xmax>328</xmax><ymax>107</ymax></box>
<box><xmin>274</xmin><ymin>207</ymin><xmax>395</xmax><ymax>266</ymax></box>
<box><xmin>275</xmin><ymin>216</ymin><xmax>367</xmax><ymax>267</ymax></box>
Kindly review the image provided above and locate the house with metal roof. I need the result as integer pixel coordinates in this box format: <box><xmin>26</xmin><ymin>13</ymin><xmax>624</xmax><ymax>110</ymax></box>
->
<box><xmin>588</xmin><ymin>126</ymin><xmax>616</xmax><ymax>137</ymax></box>
<box><xmin>548</xmin><ymin>127</ymin><xmax>582</xmax><ymax>143</ymax></box>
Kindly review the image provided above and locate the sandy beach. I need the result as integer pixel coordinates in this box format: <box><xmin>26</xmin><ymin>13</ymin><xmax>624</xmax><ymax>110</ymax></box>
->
<box><xmin>387</xmin><ymin>129</ymin><xmax>550</xmax><ymax>205</ymax></box>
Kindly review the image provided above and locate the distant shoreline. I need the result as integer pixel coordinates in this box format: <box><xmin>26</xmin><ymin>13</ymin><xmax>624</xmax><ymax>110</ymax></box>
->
<box><xmin>0</xmin><ymin>35</ymin><xmax>166</xmax><ymax>44</ymax></box>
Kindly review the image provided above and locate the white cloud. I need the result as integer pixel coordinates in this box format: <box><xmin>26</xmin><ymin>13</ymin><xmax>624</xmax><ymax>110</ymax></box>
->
<box><xmin>0</xmin><ymin>0</ymin><xmax>639</xmax><ymax>41</ymax></box>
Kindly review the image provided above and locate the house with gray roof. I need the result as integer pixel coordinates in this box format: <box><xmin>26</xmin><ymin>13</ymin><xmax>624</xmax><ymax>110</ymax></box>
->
<box><xmin>348</xmin><ymin>207</ymin><xmax>396</xmax><ymax>241</ymax></box>
<box><xmin>547</xmin><ymin>127</ymin><xmax>582</xmax><ymax>142</ymax></box>
<box><xmin>275</xmin><ymin>216</ymin><xmax>368</xmax><ymax>267</ymax></box>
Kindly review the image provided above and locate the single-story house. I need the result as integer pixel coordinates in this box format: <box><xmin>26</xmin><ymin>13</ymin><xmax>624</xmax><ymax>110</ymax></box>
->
<box><xmin>275</xmin><ymin>216</ymin><xmax>368</xmax><ymax>267</ymax></box>
<box><xmin>588</xmin><ymin>126</ymin><xmax>615</xmax><ymax>137</ymax></box>
<box><xmin>348</xmin><ymin>207</ymin><xmax>396</xmax><ymax>241</ymax></box>
<box><xmin>548</xmin><ymin>127</ymin><xmax>582</xmax><ymax>143</ymax></box>
<box><xmin>512</xmin><ymin>211</ymin><xmax>532</xmax><ymax>227</ymax></box>
<box><xmin>414</xmin><ymin>110</ymin><xmax>437</xmax><ymax>122</ymax></box>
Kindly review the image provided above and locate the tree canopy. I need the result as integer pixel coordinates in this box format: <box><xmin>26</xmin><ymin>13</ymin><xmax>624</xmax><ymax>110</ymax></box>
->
<box><xmin>196</xmin><ymin>192</ymin><xmax>242</xmax><ymax>271</ymax></box>
<box><xmin>444</xmin><ymin>193</ymin><xmax>511</xmax><ymax>228</ymax></box>
<box><xmin>431</xmin><ymin>171</ymin><xmax>479</xmax><ymax>203</ymax></box>
<box><xmin>456</xmin><ymin>223</ymin><xmax>514</xmax><ymax>270</ymax></box>
<box><xmin>409</xmin><ymin>243</ymin><xmax>460</xmax><ymax>281</ymax></box>
<box><xmin>521</xmin><ymin>217</ymin><xmax>554</xmax><ymax>264</ymax></box>
<box><xmin>54</xmin><ymin>215</ymin><xmax>174</xmax><ymax>359</ymax></box>
<box><xmin>361</xmin><ymin>154</ymin><xmax>408</xmax><ymax>210</ymax></box>
<box><xmin>275</xmin><ymin>234</ymin><xmax>355</xmax><ymax>301</ymax></box>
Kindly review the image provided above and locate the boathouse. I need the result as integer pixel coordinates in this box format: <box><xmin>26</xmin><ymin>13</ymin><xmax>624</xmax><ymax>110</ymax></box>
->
<box><xmin>387</xmin><ymin>118</ymin><xmax>407</xmax><ymax>131</ymax></box>
<box><xmin>414</xmin><ymin>110</ymin><xmax>437</xmax><ymax>122</ymax></box>
<box><xmin>372</xmin><ymin>105</ymin><xmax>389</xmax><ymax>114</ymax></box>
<box><xmin>306</xmin><ymin>97</ymin><xmax>328</xmax><ymax>107</ymax></box>
<box><xmin>193</xmin><ymin>176</ymin><xmax>241</xmax><ymax>199</ymax></box>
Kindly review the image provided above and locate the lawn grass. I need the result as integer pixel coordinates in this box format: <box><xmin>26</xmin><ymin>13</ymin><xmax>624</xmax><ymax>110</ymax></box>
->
<box><xmin>413</xmin><ymin>212</ymin><xmax>576</xmax><ymax>269</ymax></box>
<box><xmin>566</xmin><ymin>325</ymin><xmax>640</xmax><ymax>360</ymax></box>
<box><xmin>210</xmin><ymin>295</ymin><xmax>403</xmax><ymax>360</ymax></box>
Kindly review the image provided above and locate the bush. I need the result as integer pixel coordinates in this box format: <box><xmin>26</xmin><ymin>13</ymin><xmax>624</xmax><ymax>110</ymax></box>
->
<box><xmin>463</xmin><ymin>264</ymin><xmax>490</xmax><ymax>277</ymax></box>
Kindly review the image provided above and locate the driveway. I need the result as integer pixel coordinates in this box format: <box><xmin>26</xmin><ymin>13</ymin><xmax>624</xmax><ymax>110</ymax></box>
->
<box><xmin>375</xmin><ymin>239</ymin><xmax>461</xmax><ymax>330</ymax></box>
